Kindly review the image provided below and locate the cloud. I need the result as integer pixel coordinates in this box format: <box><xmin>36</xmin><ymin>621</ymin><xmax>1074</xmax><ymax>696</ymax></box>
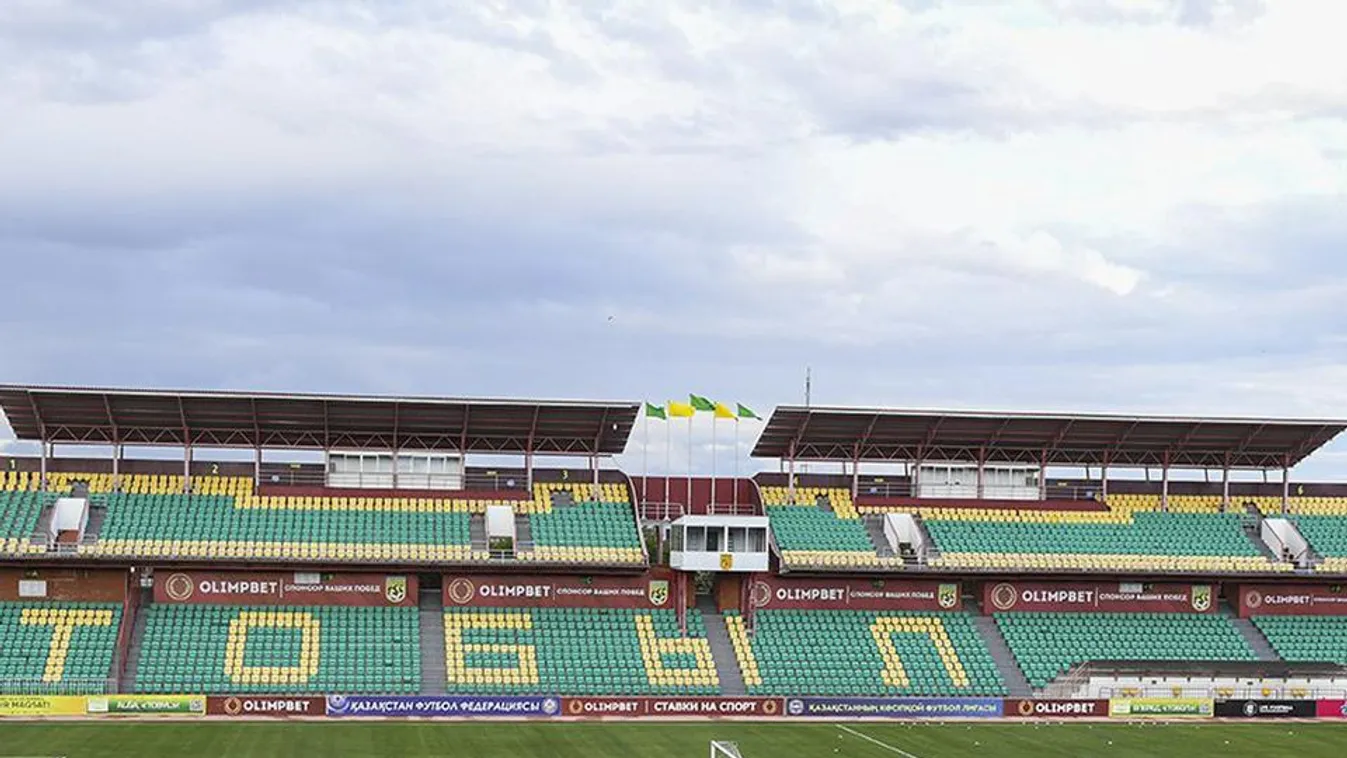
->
<box><xmin>0</xmin><ymin>0</ymin><xmax>1346</xmax><ymax>473</ymax></box>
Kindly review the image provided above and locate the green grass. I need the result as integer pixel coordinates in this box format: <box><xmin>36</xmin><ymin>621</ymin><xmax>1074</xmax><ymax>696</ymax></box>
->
<box><xmin>0</xmin><ymin>722</ymin><xmax>1344</xmax><ymax>757</ymax></box>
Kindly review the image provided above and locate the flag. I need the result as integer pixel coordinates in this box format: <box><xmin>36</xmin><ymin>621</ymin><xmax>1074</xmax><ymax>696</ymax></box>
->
<box><xmin>645</xmin><ymin>402</ymin><xmax>667</xmax><ymax>420</ymax></box>
<box><xmin>714</xmin><ymin>402</ymin><xmax>736</xmax><ymax>420</ymax></box>
<box><xmin>668</xmin><ymin>401</ymin><xmax>695</xmax><ymax>418</ymax></box>
<box><xmin>737</xmin><ymin>403</ymin><xmax>761</xmax><ymax>420</ymax></box>
<box><xmin>689</xmin><ymin>394</ymin><xmax>715</xmax><ymax>412</ymax></box>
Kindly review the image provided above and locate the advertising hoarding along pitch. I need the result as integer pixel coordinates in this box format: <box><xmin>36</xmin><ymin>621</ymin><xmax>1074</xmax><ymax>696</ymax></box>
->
<box><xmin>442</xmin><ymin>574</ymin><xmax>672</xmax><ymax>609</ymax></box>
<box><xmin>1316</xmin><ymin>700</ymin><xmax>1347</xmax><ymax>719</ymax></box>
<box><xmin>206</xmin><ymin>696</ymin><xmax>327</xmax><ymax>717</ymax></box>
<box><xmin>1108</xmin><ymin>698</ymin><xmax>1213</xmax><ymax>718</ymax></box>
<box><xmin>984</xmin><ymin>581</ymin><xmax>1215</xmax><ymax>614</ymax></box>
<box><xmin>1003</xmin><ymin>699</ymin><xmax>1108</xmax><ymax>718</ymax></box>
<box><xmin>86</xmin><ymin>695</ymin><xmax>206</xmax><ymax>716</ymax></box>
<box><xmin>154</xmin><ymin>571</ymin><xmax>415</xmax><ymax>607</ymax></box>
<box><xmin>0</xmin><ymin>695</ymin><xmax>86</xmax><ymax>716</ymax></box>
<box><xmin>1213</xmin><ymin>700</ymin><xmax>1316</xmax><ymax>718</ymax></box>
<box><xmin>326</xmin><ymin>695</ymin><xmax>562</xmax><ymax>717</ymax></box>
<box><xmin>748</xmin><ymin>577</ymin><xmax>962</xmax><ymax>611</ymax></box>
<box><xmin>1235</xmin><ymin>584</ymin><xmax>1347</xmax><ymax>617</ymax></box>
<box><xmin>562</xmin><ymin>698</ymin><xmax>782</xmax><ymax>718</ymax></box>
<box><xmin>784</xmin><ymin>698</ymin><xmax>1002</xmax><ymax>719</ymax></box>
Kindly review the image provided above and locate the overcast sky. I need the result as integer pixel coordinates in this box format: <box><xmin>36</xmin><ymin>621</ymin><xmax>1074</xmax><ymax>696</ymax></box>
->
<box><xmin>2</xmin><ymin>0</ymin><xmax>1346</xmax><ymax>478</ymax></box>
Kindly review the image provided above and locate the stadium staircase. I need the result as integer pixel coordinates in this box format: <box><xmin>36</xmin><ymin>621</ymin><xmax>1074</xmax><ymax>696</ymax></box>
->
<box><xmin>469</xmin><ymin>513</ymin><xmax>488</xmax><ymax>553</ymax></box>
<box><xmin>1240</xmin><ymin>504</ymin><xmax>1282</xmax><ymax>564</ymax></box>
<box><xmin>419</xmin><ymin>584</ymin><xmax>447</xmax><ymax>695</ymax></box>
<box><xmin>1231</xmin><ymin>617</ymin><xmax>1281</xmax><ymax>662</ymax></box>
<box><xmin>28</xmin><ymin>499</ymin><xmax>56</xmax><ymax>551</ymax></box>
<box><xmin>861</xmin><ymin>515</ymin><xmax>895</xmax><ymax>560</ymax></box>
<box><xmin>971</xmin><ymin>611</ymin><xmax>1032</xmax><ymax>697</ymax></box>
<box><xmin>912</xmin><ymin>513</ymin><xmax>940</xmax><ymax>560</ymax></box>
<box><xmin>698</xmin><ymin>599</ymin><xmax>745</xmax><ymax>696</ymax></box>
<box><xmin>514</xmin><ymin>514</ymin><xmax>535</xmax><ymax>553</ymax></box>
<box><xmin>81</xmin><ymin>503</ymin><xmax>108</xmax><ymax>549</ymax></box>
<box><xmin>119</xmin><ymin>589</ymin><xmax>151</xmax><ymax>694</ymax></box>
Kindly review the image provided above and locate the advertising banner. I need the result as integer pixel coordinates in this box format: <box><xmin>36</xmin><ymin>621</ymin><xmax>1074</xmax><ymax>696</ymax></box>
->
<box><xmin>326</xmin><ymin>695</ymin><xmax>562</xmax><ymax>718</ymax></box>
<box><xmin>1108</xmin><ymin>698</ymin><xmax>1213</xmax><ymax>718</ymax></box>
<box><xmin>0</xmin><ymin>695</ymin><xmax>86</xmax><ymax>716</ymax></box>
<box><xmin>1235</xmin><ymin>585</ymin><xmax>1347</xmax><ymax>617</ymax></box>
<box><xmin>154</xmin><ymin>571</ymin><xmax>415</xmax><ymax>607</ymax></box>
<box><xmin>1316</xmin><ymin>700</ymin><xmax>1347</xmax><ymax>719</ymax></box>
<box><xmin>562</xmin><ymin>697</ymin><xmax>782</xmax><ymax>718</ymax></box>
<box><xmin>1213</xmin><ymin>700</ymin><xmax>1315</xmax><ymax>718</ymax></box>
<box><xmin>86</xmin><ymin>695</ymin><xmax>206</xmax><ymax>716</ymax></box>
<box><xmin>783</xmin><ymin>698</ymin><xmax>1001</xmax><ymax>719</ymax></box>
<box><xmin>443</xmin><ymin>575</ymin><xmax>671</xmax><ymax>609</ymax></box>
<box><xmin>206</xmin><ymin>696</ymin><xmax>327</xmax><ymax>717</ymax></box>
<box><xmin>1004</xmin><ymin>699</ymin><xmax>1109</xmax><ymax>718</ymax></box>
<box><xmin>985</xmin><ymin>581</ymin><xmax>1215</xmax><ymax>614</ymax></box>
<box><xmin>749</xmin><ymin>577</ymin><xmax>962</xmax><ymax>612</ymax></box>
<box><xmin>0</xmin><ymin>568</ymin><xmax>126</xmax><ymax>602</ymax></box>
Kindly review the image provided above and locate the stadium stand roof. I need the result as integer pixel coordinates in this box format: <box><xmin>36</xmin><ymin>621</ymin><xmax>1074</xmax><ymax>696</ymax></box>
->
<box><xmin>0</xmin><ymin>385</ymin><xmax>638</xmax><ymax>455</ymax></box>
<box><xmin>751</xmin><ymin>406</ymin><xmax>1347</xmax><ymax>470</ymax></box>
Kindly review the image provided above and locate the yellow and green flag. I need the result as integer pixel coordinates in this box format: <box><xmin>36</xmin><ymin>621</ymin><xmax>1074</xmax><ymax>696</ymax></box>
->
<box><xmin>668</xmin><ymin>400</ymin><xmax>695</xmax><ymax>418</ymax></box>
<box><xmin>689</xmin><ymin>394</ymin><xmax>715</xmax><ymax>412</ymax></box>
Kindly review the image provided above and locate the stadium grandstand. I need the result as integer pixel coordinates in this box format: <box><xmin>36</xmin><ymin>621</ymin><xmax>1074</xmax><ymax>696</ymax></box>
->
<box><xmin>5</xmin><ymin>385</ymin><xmax>1347</xmax><ymax>713</ymax></box>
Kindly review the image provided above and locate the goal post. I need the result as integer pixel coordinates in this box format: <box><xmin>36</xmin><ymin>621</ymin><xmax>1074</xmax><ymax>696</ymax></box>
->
<box><xmin>710</xmin><ymin>741</ymin><xmax>743</xmax><ymax>758</ymax></box>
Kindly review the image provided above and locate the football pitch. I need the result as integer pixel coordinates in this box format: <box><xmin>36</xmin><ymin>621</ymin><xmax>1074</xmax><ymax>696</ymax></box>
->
<box><xmin>0</xmin><ymin>722</ymin><xmax>1344</xmax><ymax>757</ymax></box>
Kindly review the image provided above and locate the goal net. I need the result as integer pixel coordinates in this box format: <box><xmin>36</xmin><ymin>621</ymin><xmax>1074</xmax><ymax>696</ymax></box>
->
<box><xmin>710</xmin><ymin>741</ymin><xmax>744</xmax><ymax>758</ymax></box>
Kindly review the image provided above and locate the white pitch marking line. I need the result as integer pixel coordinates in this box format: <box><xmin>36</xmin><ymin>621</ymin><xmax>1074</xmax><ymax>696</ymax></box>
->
<box><xmin>835</xmin><ymin>724</ymin><xmax>922</xmax><ymax>758</ymax></box>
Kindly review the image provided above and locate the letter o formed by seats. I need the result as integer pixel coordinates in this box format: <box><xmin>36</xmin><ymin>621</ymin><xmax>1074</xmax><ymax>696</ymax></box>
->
<box><xmin>224</xmin><ymin>611</ymin><xmax>321</xmax><ymax>686</ymax></box>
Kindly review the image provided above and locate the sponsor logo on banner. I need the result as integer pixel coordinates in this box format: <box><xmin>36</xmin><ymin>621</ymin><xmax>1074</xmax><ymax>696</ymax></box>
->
<box><xmin>990</xmin><ymin>583</ymin><xmax>1019</xmax><ymax>611</ymax></box>
<box><xmin>1109</xmin><ymin>698</ymin><xmax>1213</xmax><ymax>718</ymax></box>
<box><xmin>748</xmin><ymin>578</ymin><xmax>962</xmax><ymax>611</ymax></box>
<box><xmin>719</xmin><ymin>553</ymin><xmax>734</xmax><ymax>571</ymax></box>
<box><xmin>448</xmin><ymin>578</ymin><xmax>476</xmax><ymax>606</ymax></box>
<box><xmin>207</xmin><ymin>696</ymin><xmax>326</xmax><ymax>717</ymax></box>
<box><xmin>1316</xmin><ymin>700</ymin><xmax>1347</xmax><ymax>718</ymax></box>
<box><xmin>1237</xmin><ymin>584</ymin><xmax>1347</xmax><ymax>617</ymax></box>
<box><xmin>1213</xmin><ymin>700</ymin><xmax>1315</xmax><ymax>718</ymax></box>
<box><xmin>326</xmin><ymin>695</ymin><xmax>562</xmax><ymax>718</ymax></box>
<box><xmin>1245</xmin><ymin>590</ymin><xmax>1264</xmax><ymax>611</ymax></box>
<box><xmin>1191</xmin><ymin>585</ymin><xmax>1213</xmax><ymax>612</ymax></box>
<box><xmin>164</xmin><ymin>573</ymin><xmax>195</xmax><ymax>602</ymax></box>
<box><xmin>86</xmin><ymin>695</ymin><xmax>206</xmax><ymax>716</ymax></box>
<box><xmin>782</xmin><ymin>698</ymin><xmax>1002</xmax><ymax>719</ymax></box>
<box><xmin>0</xmin><ymin>695</ymin><xmax>86</xmax><ymax>716</ymax></box>
<box><xmin>561</xmin><ymin>698</ymin><xmax>782</xmax><ymax>718</ymax></box>
<box><xmin>384</xmin><ymin>577</ymin><xmax>408</xmax><ymax>605</ymax></box>
<box><xmin>938</xmin><ymin>584</ymin><xmax>959</xmax><ymax>610</ymax></box>
<box><xmin>1005</xmin><ymin>699</ymin><xmax>1108</xmax><ymax>718</ymax></box>
<box><xmin>647</xmin><ymin>581</ymin><xmax>669</xmax><ymax>607</ymax></box>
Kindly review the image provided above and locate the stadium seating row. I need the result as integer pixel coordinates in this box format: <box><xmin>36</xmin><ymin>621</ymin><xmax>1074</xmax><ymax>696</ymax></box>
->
<box><xmin>10</xmin><ymin>600</ymin><xmax>1347</xmax><ymax>696</ymax></box>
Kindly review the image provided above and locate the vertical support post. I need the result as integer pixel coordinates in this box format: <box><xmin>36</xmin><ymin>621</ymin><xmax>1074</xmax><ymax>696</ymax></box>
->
<box><xmin>1282</xmin><ymin>465</ymin><xmax>1290</xmax><ymax>515</ymax></box>
<box><xmin>525</xmin><ymin>450</ymin><xmax>534</xmax><ymax>491</ymax></box>
<box><xmin>851</xmin><ymin>447</ymin><xmax>860</xmax><ymax>502</ymax></box>
<box><xmin>911</xmin><ymin>460</ymin><xmax>921</xmax><ymax>498</ymax></box>
<box><xmin>1221</xmin><ymin>466</ymin><xmax>1231</xmax><ymax>513</ymax></box>
<box><xmin>976</xmin><ymin>449</ymin><xmax>986</xmax><ymax>500</ymax></box>
<box><xmin>254</xmin><ymin>448</ymin><xmax>262</xmax><ymax>490</ymax></box>
<box><xmin>112</xmin><ymin>444</ymin><xmax>122</xmax><ymax>491</ymax></box>
<box><xmin>1101</xmin><ymin>462</ymin><xmax>1109</xmax><ymax>500</ymax></box>
<box><xmin>787</xmin><ymin>440</ymin><xmax>797</xmax><ymax>503</ymax></box>
<box><xmin>39</xmin><ymin>441</ymin><xmax>49</xmax><ymax>490</ymax></box>
<box><xmin>183</xmin><ymin>446</ymin><xmax>192</xmax><ymax>493</ymax></box>
<box><xmin>1038</xmin><ymin>451</ymin><xmax>1048</xmax><ymax>501</ymax></box>
<box><xmin>1161</xmin><ymin>455</ymin><xmax>1170</xmax><ymax>512</ymax></box>
<box><xmin>391</xmin><ymin>449</ymin><xmax>399</xmax><ymax>491</ymax></box>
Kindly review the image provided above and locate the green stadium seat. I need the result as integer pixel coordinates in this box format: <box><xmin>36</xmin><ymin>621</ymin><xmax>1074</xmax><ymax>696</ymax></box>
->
<box><xmin>0</xmin><ymin>602</ymin><xmax>122</xmax><ymax>694</ymax></box>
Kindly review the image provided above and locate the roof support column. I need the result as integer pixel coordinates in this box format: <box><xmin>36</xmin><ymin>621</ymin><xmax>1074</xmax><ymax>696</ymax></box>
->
<box><xmin>592</xmin><ymin>454</ymin><xmax>600</xmax><ymax>501</ymax></box>
<box><xmin>1038</xmin><ymin>451</ymin><xmax>1048</xmax><ymax>501</ymax></box>
<box><xmin>1221</xmin><ymin>460</ymin><xmax>1231</xmax><ymax>513</ymax></box>
<box><xmin>1161</xmin><ymin>454</ymin><xmax>1170</xmax><ymax>513</ymax></box>
<box><xmin>39</xmin><ymin>441</ymin><xmax>48</xmax><ymax>490</ymax></box>
<box><xmin>524</xmin><ymin>450</ymin><xmax>534</xmax><ymax>492</ymax></box>
<box><xmin>787</xmin><ymin>440</ymin><xmax>797</xmax><ymax>503</ymax></box>
<box><xmin>976</xmin><ymin>448</ymin><xmax>986</xmax><ymax>501</ymax></box>
<box><xmin>184</xmin><ymin>445</ymin><xmax>192</xmax><ymax>494</ymax></box>
<box><xmin>1282</xmin><ymin>462</ymin><xmax>1290</xmax><ymax>515</ymax></box>
<box><xmin>254</xmin><ymin>448</ymin><xmax>262</xmax><ymax>492</ymax></box>
<box><xmin>391</xmin><ymin>448</ymin><xmax>400</xmax><ymax>491</ymax></box>
<box><xmin>1101</xmin><ymin>452</ymin><xmax>1110</xmax><ymax>502</ymax></box>
<box><xmin>851</xmin><ymin>443</ymin><xmax>860</xmax><ymax>502</ymax></box>
<box><xmin>112</xmin><ymin>444</ymin><xmax>122</xmax><ymax>491</ymax></box>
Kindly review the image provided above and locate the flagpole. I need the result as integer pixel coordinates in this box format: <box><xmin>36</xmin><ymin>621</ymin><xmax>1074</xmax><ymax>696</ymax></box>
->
<box><xmin>710</xmin><ymin>415</ymin><xmax>718</xmax><ymax>509</ymax></box>
<box><xmin>686</xmin><ymin>415</ymin><xmax>693</xmax><ymax>510</ymax></box>
<box><xmin>664</xmin><ymin>414</ymin><xmax>671</xmax><ymax>505</ymax></box>
<box><xmin>733</xmin><ymin>418</ymin><xmax>740</xmax><ymax>511</ymax></box>
<box><xmin>641</xmin><ymin>408</ymin><xmax>649</xmax><ymax>506</ymax></box>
